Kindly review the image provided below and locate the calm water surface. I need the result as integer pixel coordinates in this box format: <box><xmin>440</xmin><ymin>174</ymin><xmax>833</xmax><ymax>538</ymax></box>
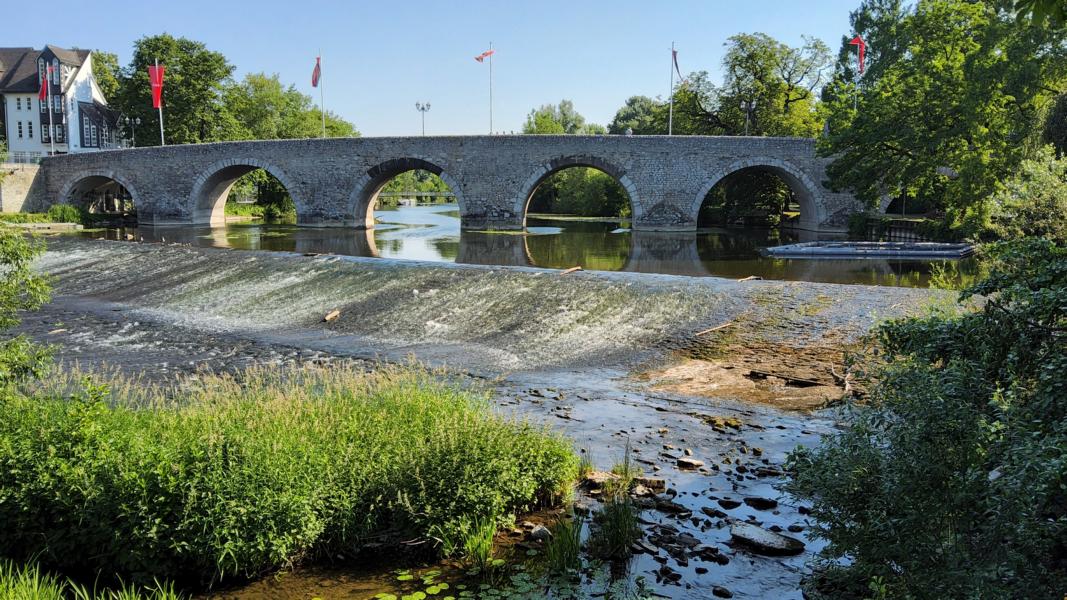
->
<box><xmin>76</xmin><ymin>203</ymin><xmax>974</xmax><ymax>287</ymax></box>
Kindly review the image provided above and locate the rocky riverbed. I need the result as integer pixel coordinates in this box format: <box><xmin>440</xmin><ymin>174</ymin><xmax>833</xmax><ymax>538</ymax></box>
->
<box><xmin>13</xmin><ymin>238</ymin><xmax>947</xmax><ymax>599</ymax></box>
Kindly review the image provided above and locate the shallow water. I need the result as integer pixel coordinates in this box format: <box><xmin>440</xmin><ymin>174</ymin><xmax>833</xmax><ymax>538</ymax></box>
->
<box><xmin>73</xmin><ymin>203</ymin><xmax>976</xmax><ymax>287</ymax></box>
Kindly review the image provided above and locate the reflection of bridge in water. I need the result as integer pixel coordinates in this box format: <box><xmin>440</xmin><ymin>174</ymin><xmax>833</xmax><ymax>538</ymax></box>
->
<box><xmin>110</xmin><ymin>225</ymin><xmax>936</xmax><ymax>285</ymax></box>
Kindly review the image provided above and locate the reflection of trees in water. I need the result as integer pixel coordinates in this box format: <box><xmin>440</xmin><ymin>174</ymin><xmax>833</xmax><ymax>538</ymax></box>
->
<box><xmin>524</xmin><ymin>221</ymin><xmax>629</xmax><ymax>271</ymax></box>
<box><xmin>431</xmin><ymin>239</ymin><xmax>460</xmax><ymax>261</ymax></box>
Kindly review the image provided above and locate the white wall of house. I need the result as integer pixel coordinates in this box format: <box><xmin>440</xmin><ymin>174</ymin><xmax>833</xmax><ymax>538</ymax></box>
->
<box><xmin>3</xmin><ymin>93</ymin><xmax>48</xmax><ymax>157</ymax></box>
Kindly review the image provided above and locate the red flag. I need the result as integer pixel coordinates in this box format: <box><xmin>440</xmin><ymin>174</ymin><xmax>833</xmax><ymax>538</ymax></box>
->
<box><xmin>311</xmin><ymin>57</ymin><xmax>321</xmax><ymax>87</ymax></box>
<box><xmin>148</xmin><ymin>64</ymin><xmax>165</xmax><ymax>109</ymax></box>
<box><xmin>848</xmin><ymin>35</ymin><xmax>866</xmax><ymax>75</ymax></box>
<box><xmin>38</xmin><ymin>70</ymin><xmax>48</xmax><ymax>101</ymax></box>
<box><xmin>474</xmin><ymin>49</ymin><xmax>495</xmax><ymax>63</ymax></box>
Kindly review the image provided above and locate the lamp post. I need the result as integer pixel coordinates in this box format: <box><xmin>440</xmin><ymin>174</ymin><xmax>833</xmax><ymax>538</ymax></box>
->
<box><xmin>415</xmin><ymin>102</ymin><xmax>431</xmax><ymax>136</ymax></box>
<box><xmin>124</xmin><ymin>116</ymin><xmax>141</xmax><ymax>148</ymax></box>
<box><xmin>740</xmin><ymin>98</ymin><xmax>757</xmax><ymax>136</ymax></box>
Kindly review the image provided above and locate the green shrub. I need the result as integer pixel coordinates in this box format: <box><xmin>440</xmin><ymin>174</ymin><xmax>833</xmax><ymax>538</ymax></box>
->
<box><xmin>986</xmin><ymin>145</ymin><xmax>1067</xmax><ymax>244</ymax></box>
<box><xmin>46</xmin><ymin>204</ymin><xmax>84</xmax><ymax>224</ymax></box>
<box><xmin>787</xmin><ymin>239</ymin><xmax>1067</xmax><ymax>598</ymax></box>
<box><xmin>0</xmin><ymin>365</ymin><xmax>578</xmax><ymax>587</ymax></box>
<box><xmin>0</xmin><ymin>213</ymin><xmax>50</xmax><ymax>224</ymax></box>
<box><xmin>0</xmin><ymin>224</ymin><xmax>51</xmax><ymax>385</ymax></box>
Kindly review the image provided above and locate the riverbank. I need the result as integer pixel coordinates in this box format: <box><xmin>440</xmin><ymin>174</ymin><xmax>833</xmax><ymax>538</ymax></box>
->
<box><xmin>13</xmin><ymin>238</ymin><xmax>947</xmax><ymax>598</ymax></box>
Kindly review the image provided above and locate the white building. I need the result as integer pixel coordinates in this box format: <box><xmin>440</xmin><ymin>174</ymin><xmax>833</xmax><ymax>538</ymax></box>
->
<box><xmin>0</xmin><ymin>45</ymin><xmax>119</xmax><ymax>162</ymax></box>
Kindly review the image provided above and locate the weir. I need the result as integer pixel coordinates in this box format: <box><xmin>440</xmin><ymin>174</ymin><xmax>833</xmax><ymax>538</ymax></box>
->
<box><xmin>16</xmin><ymin>135</ymin><xmax>863</xmax><ymax>233</ymax></box>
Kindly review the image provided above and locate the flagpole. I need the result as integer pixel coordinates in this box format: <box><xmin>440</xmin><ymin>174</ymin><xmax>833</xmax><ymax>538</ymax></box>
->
<box><xmin>156</xmin><ymin>58</ymin><xmax>165</xmax><ymax>146</ymax></box>
<box><xmin>668</xmin><ymin>42</ymin><xmax>675</xmax><ymax>136</ymax></box>
<box><xmin>319</xmin><ymin>51</ymin><xmax>326</xmax><ymax>138</ymax></box>
<box><xmin>46</xmin><ymin>68</ymin><xmax>55</xmax><ymax>156</ymax></box>
<box><xmin>488</xmin><ymin>41</ymin><xmax>493</xmax><ymax>135</ymax></box>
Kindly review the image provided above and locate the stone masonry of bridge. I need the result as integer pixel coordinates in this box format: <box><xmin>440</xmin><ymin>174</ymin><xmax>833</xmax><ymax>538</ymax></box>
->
<box><xmin>26</xmin><ymin>135</ymin><xmax>862</xmax><ymax>232</ymax></box>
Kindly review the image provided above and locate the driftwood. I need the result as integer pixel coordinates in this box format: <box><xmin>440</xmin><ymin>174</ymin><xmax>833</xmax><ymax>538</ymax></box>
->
<box><xmin>747</xmin><ymin>368</ymin><xmax>823</xmax><ymax>388</ymax></box>
<box><xmin>737</xmin><ymin>275</ymin><xmax>763</xmax><ymax>282</ymax></box>
<box><xmin>323</xmin><ymin>310</ymin><xmax>341</xmax><ymax>322</ymax></box>
<box><xmin>560</xmin><ymin>266</ymin><xmax>583</xmax><ymax>275</ymax></box>
<box><xmin>829</xmin><ymin>363</ymin><xmax>854</xmax><ymax>398</ymax></box>
<box><xmin>694</xmin><ymin>322</ymin><xmax>734</xmax><ymax>336</ymax></box>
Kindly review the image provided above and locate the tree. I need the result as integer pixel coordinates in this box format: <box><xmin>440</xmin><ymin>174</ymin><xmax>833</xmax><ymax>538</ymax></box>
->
<box><xmin>1046</xmin><ymin>93</ymin><xmax>1067</xmax><ymax>156</ymax></box>
<box><xmin>91</xmin><ymin>50</ymin><xmax>121</xmax><ymax>102</ymax></box>
<box><xmin>820</xmin><ymin>0</ymin><xmax>1067</xmax><ymax>231</ymax></box>
<box><xmin>113</xmin><ymin>34</ymin><xmax>236</xmax><ymax>146</ymax></box>
<box><xmin>608</xmin><ymin>96</ymin><xmax>663</xmax><ymax>134</ymax></box>
<box><xmin>1015</xmin><ymin>0</ymin><xmax>1067</xmax><ymax>27</ymax></box>
<box><xmin>523</xmin><ymin>100</ymin><xmax>602</xmax><ymax>134</ymax></box>
<box><xmin>222</xmin><ymin>72</ymin><xmax>357</xmax><ymax>141</ymax></box>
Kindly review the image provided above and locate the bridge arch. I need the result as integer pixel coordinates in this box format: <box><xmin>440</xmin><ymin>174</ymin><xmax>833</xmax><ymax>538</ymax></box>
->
<box><xmin>58</xmin><ymin>168</ymin><xmax>142</xmax><ymax>214</ymax></box>
<box><xmin>691</xmin><ymin>157</ymin><xmax>825</xmax><ymax>231</ymax></box>
<box><xmin>189</xmin><ymin>159</ymin><xmax>304</xmax><ymax>225</ymax></box>
<box><xmin>516</xmin><ymin>155</ymin><xmax>641</xmax><ymax>226</ymax></box>
<box><xmin>348</xmin><ymin>157</ymin><xmax>465</xmax><ymax>229</ymax></box>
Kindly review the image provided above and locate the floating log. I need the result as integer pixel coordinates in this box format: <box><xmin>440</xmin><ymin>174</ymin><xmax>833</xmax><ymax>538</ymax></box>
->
<box><xmin>560</xmin><ymin>266</ymin><xmax>583</xmax><ymax>275</ymax></box>
<box><xmin>737</xmin><ymin>275</ymin><xmax>763</xmax><ymax>282</ymax></box>
<box><xmin>323</xmin><ymin>310</ymin><xmax>341</xmax><ymax>322</ymax></box>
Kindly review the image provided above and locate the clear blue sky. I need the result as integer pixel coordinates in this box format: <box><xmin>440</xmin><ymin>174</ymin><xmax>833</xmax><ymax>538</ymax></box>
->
<box><xmin>10</xmin><ymin>0</ymin><xmax>859</xmax><ymax>136</ymax></box>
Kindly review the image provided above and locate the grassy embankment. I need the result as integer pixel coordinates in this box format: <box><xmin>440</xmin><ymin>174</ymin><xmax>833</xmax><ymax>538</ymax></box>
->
<box><xmin>0</xmin><ymin>364</ymin><xmax>578</xmax><ymax>593</ymax></box>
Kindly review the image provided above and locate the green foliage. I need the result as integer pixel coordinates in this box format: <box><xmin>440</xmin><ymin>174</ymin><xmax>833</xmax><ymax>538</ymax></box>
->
<box><xmin>1044</xmin><ymin>93</ymin><xmax>1067</xmax><ymax>156</ymax></box>
<box><xmin>225</xmin><ymin>170</ymin><xmax>296</xmax><ymax>219</ymax></box>
<box><xmin>986</xmin><ymin>146</ymin><xmax>1067</xmax><ymax>243</ymax></box>
<box><xmin>608</xmin><ymin>96</ymin><xmax>662</xmax><ymax>134</ymax></box>
<box><xmin>820</xmin><ymin>0</ymin><xmax>1067</xmax><ymax>219</ymax></box>
<box><xmin>91</xmin><ymin>50</ymin><xmax>122</xmax><ymax>102</ymax></box>
<box><xmin>0</xmin><ymin>213</ymin><xmax>50</xmax><ymax>224</ymax></box>
<box><xmin>113</xmin><ymin>34</ymin><xmax>235</xmax><ymax>146</ymax></box>
<box><xmin>222</xmin><ymin>72</ymin><xmax>358</xmax><ymax>141</ymax></box>
<box><xmin>544</xmin><ymin>513</ymin><xmax>584</xmax><ymax>576</ymax></box>
<box><xmin>699</xmin><ymin>168</ymin><xmax>794</xmax><ymax>226</ymax></box>
<box><xmin>0</xmin><ymin>364</ymin><xmax>578</xmax><ymax>587</ymax></box>
<box><xmin>1015</xmin><ymin>0</ymin><xmax>1067</xmax><ymax>28</ymax></box>
<box><xmin>528</xmin><ymin>168</ymin><xmax>631</xmax><ymax>218</ymax></box>
<box><xmin>47</xmin><ymin>204</ymin><xmax>85</xmax><ymax>225</ymax></box>
<box><xmin>787</xmin><ymin>239</ymin><xmax>1067</xmax><ymax>598</ymax></box>
<box><xmin>0</xmin><ymin>560</ymin><xmax>182</xmax><ymax>600</ymax></box>
<box><xmin>379</xmin><ymin>170</ymin><xmax>452</xmax><ymax>197</ymax></box>
<box><xmin>522</xmin><ymin>100</ymin><xmax>603</xmax><ymax>135</ymax></box>
<box><xmin>0</xmin><ymin>226</ymin><xmax>51</xmax><ymax>386</ymax></box>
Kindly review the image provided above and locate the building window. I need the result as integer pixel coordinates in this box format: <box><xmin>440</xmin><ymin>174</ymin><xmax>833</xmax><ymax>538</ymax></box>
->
<box><xmin>38</xmin><ymin>58</ymin><xmax>45</xmax><ymax>83</ymax></box>
<box><xmin>17</xmin><ymin>122</ymin><xmax>23</xmax><ymax>138</ymax></box>
<box><xmin>52</xmin><ymin>59</ymin><xmax>60</xmax><ymax>84</ymax></box>
<box><xmin>16</xmin><ymin>97</ymin><xmax>21</xmax><ymax>110</ymax></box>
<box><xmin>53</xmin><ymin>96</ymin><xmax>60</xmax><ymax>112</ymax></box>
<box><xmin>56</xmin><ymin>127</ymin><xmax>64</xmax><ymax>142</ymax></box>
<box><xmin>28</xmin><ymin>122</ymin><xmax>33</xmax><ymax>138</ymax></box>
<box><xmin>90</xmin><ymin>124</ymin><xmax>98</xmax><ymax>147</ymax></box>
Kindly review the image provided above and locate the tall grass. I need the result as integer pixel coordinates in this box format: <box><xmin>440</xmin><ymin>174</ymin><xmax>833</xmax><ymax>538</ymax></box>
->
<box><xmin>0</xmin><ymin>364</ymin><xmax>578</xmax><ymax>588</ymax></box>
<box><xmin>0</xmin><ymin>560</ymin><xmax>181</xmax><ymax>600</ymax></box>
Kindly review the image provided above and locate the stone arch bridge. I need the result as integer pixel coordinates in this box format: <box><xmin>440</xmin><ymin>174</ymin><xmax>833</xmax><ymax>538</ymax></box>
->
<box><xmin>34</xmin><ymin>135</ymin><xmax>860</xmax><ymax>232</ymax></box>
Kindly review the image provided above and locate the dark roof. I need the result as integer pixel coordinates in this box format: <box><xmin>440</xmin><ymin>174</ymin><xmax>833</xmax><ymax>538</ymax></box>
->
<box><xmin>0</xmin><ymin>48</ymin><xmax>39</xmax><ymax>93</ymax></box>
<box><xmin>78</xmin><ymin>99</ymin><xmax>119</xmax><ymax>126</ymax></box>
<box><xmin>0</xmin><ymin>46</ymin><xmax>92</xmax><ymax>93</ymax></box>
<box><xmin>46</xmin><ymin>45</ymin><xmax>90</xmax><ymax>67</ymax></box>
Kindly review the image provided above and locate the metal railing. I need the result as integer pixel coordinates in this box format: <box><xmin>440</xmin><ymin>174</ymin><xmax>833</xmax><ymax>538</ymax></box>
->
<box><xmin>3</xmin><ymin>151</ymin><xmax>44</xmax><ymax>165</ymax></box>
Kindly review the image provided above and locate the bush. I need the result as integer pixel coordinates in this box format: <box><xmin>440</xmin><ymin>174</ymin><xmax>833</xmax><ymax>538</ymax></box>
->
<box><xmin>46</xmin><ymin>204</ymin><xmax>85</xmax><ymax>224</ymax></box>
<box><xmin>0</xmin><ymin>365</ymin><xmax>578</xmax><ymax>587</ymax></box>
<box><xmin>0</xmin><ymin>213</ymin><xmax>50</xmax><ymax>224</ymax></box>
<box><xmin>986</xmin><ymin>145</ymin><xmax>1067</xmax><ymax>244</ymax></box>
<box><xmin>0</xmin><ymin>225</ymin><xmax>51</xmax><ymax>385</ymax></box>
<box><xmin>787</xmin><ymin>239</ymin><xmax>1067</xmax><ymax>598</ymax></box>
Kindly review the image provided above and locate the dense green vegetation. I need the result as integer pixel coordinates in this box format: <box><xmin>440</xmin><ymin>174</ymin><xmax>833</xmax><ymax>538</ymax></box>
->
<box><xmin>0</xmin><ymin>560</ymin><xmax>181</xmax><ymax>600</ymax></box>
<box><xmin>819</xmin><ymin>0</ymin><xmax>1067</xmax><ymax>238</ymax></box>
<box><xmin>0</xmin><ymin>365</ymin><xmax>577</xmax><ymax>586</ymax></box>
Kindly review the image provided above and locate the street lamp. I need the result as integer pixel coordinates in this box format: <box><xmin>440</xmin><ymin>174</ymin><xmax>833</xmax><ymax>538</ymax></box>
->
<box><xmin>740</xmin><ymin>99</ymin><xmax>757</xmax><ymax>136</ymax></box>
<box><xmin>124</xmin><ymin>116</ymin><xmax>141</xmax><ymax>148</ymax></box>
<box><xmin>415</xmin><ymin>102</ymin><xmax>431</xmax><ymax>136</ymax></box>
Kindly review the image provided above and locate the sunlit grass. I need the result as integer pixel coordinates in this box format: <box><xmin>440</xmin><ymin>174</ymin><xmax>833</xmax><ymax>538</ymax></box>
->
<box><xmin>0</xmin><ymin>363</ymin><xmax>578</xmax><ymax>588</ymax></box>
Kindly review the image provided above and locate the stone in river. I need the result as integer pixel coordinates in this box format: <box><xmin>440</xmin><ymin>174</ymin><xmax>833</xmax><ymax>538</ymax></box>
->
<box><xmin>729</xmin><ymin>522</ymin><xmax>805</xmax><ymax>556</ymax></box>
<box><xmin>717</xmin><ymin>498</ymin><xmax>742</xmax><ymax>510</ymax></box>
<box><xmin>743</xmin><ymin>496</ymin><xmax>779</xmax><ymax>510</ymax></box>
<box><xmin>677</xmin><ymin>457</ymin><xmax>704</xmax><ymax>469</ymax></box>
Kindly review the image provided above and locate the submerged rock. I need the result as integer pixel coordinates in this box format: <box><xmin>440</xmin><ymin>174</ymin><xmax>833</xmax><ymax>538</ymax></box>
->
<box><xmin>729</xmin><ymin>522</ymin><xmax>805</xmax><ymax>556</ymax></box>
<box><xmin>743</xmin><ymin>496</ymin><xmax>778</xmax><ymax>510</ymax></box>
<box><xmin>677</xmin><ymin>457</ymin><xmax>705</xmax><ymax>469</ymax></box>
